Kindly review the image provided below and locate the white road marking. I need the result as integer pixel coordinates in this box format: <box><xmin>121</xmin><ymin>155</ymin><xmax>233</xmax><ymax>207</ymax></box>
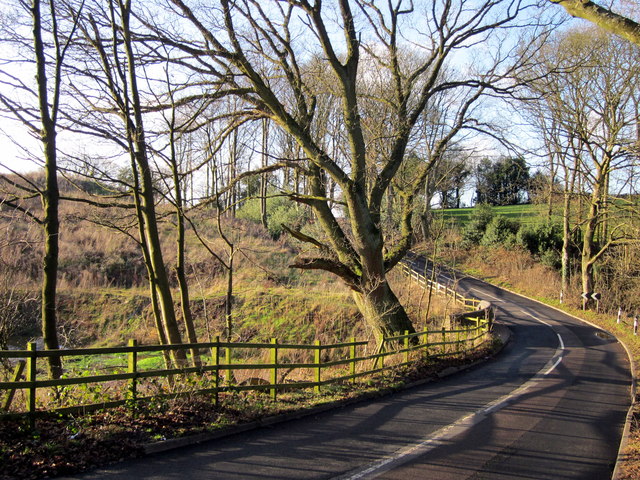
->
<box><xmin>335</xmin><ymin>313</ymin><xmax>565</xmax><ymax>480</ymax></box>
<box><xmin>470</xmin><ymin>288</ymin><xmax>502</xmax><ymax>302</ymax></box>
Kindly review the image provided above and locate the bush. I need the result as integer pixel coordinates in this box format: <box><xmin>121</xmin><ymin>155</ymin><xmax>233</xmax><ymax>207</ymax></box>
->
<box><xmin>461</xmin><ymin>204</ymin><xmax>495</xmax><ymax>247</ymax></box>
<box><xmin>539</xmin><ymin>248</ymin><xmax>561</xmax><ymax>270</ymax></box>
<box><xmin>237</xmin><ymin>196</ymin><xmax>310</xmax><ymax>238</ymax></box>
<box><xmin>516</xmin><ymin>222</ymin><xmax>563</xmax><ymax>256</ymax></box>
<box><xmin>480</xmin><ymin>216</ymin><xmax>520</xmax><ymax>248</ymax></box>
<box><xmin>516</xmin><ymin>222</ymin><xmax>563</xmax><ymax>269</ymax></box>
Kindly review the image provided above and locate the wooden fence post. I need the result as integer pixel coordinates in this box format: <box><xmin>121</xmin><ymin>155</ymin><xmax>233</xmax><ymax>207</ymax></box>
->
<box><xmin>270</xmin><ymin>338</ymin><xmax>278</xmax><ymax>400</ymax></box>
<box><xmin>404</xmin><ymin>330</ymin><xmax>410</xmax><ymax>364</ymax></box>
<box><xmin>349</xmin><ymin>337</ymin><xmax>356</xmax><ymax>384</ymax></box>
<box><xmin>441</xmin><ymin>327</ymin><xmax>446</xmax><ymax>354</ymax></box>
<box><xmin>424</xmin><ymin>326</ymin><xmax>430</xmax><ymax>359</ymax></box>
<box><xmin>2</xmin><ymin>360</ymin><xmax>26</xmax><ymax>412</ymax></box>
<box><xmin>127</xmin><ymin>339</ymin><xmax>138</xmax><ymax>413</ymax></box>
<box><xmin>26</xmin><ymin>342</ymin><xmax>37</xmax><ymax>429</ymax></box>
<box><xmin>226</xmin><ymin>342</ymin><xmax>233</xmax><ymax>385</ymax></box>
<box><xmin>464</xmin><ymin>325</ymin><xmax>469</xmax><ymax>352</ymax></box>
<box><xmin>211</xmin><ymin>336</ymin><xmax>219</xmax><ymax>406</ymax></box>
<box><xmin>379</xmin><ymin>334</ymin><xmax>386</xmax><ymax>369</ymax></box>
<box><xmin>314</xmin><ymin>340</ymin><xmax>321</xmax><ymax>394</ymax></box>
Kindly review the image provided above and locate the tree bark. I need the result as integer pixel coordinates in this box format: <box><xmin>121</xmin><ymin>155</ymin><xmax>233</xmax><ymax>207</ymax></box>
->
<box><xmin>549</xmin><ymin>0</ymin><xmax>640</xmax><ymax>46</ymax></box>
<box><xmin>261</xmin><ymin>118</ymin><xmax>269</xmax><ymax>230</ymax></box>
<box><xmin>41</xmin><ymin>149</ymin><xmax>63</xmax><ymax>379</ymax></box>
<box><xmin>174</xmin><ymin>177</ymin><xmax>200</xmax><ymax>367</ymax></box>
<box><xmin>351</xmin><ymin>281</ymin><xmax>415</xmax><ymax>339</ymax></box>
<box><xmin>580</xmin><ymin>163</ymin><xmax>606</xmax><ymax>309</ymax></box>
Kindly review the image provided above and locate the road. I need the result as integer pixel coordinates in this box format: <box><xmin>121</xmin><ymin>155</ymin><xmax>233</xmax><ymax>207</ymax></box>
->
<box><xmin>63</xmin><ymin>256</ymin><xmax>632</xmax><ymax>480</ymax></box>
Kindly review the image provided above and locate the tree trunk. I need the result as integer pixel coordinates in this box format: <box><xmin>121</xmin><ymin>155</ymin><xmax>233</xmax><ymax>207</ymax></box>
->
<box><xmin>228</xmin><ymin>128</ymin><xmax>238</xmax><ymax>218</ymax></box>
<box><xmin>580</xmin><ymin>171</ymin><xmax>603</xmax><ymax>309</ymax></box>
<box><xmin>149</xmin><ymin>280</ymin><xmax>173</xmax><ymax>370</ymax></box>
<box><xmin>261</xmin><ymin>118</ymin><xmax>268</xmax><ymax>230</ymax></box>
<box><xmin>175</xmin><ymin>209</ymin><xmax>200</xmax><ymax>366</ymax></box>
<box><xmin>561</xmin><ymin>189</ymin><xmax>571</xmax><ymax>299</ymax></box>
<box><xmin>351</xmin><ymin>280</ymin><xmax>415</xmax><ymax>339</ymax></box>
<box><xmin>139</xmin><ymin>175</ymin><xmax>185</xmax><ymax>358</ymax></box>
<box><xmin>225</xmin><ymin>253</ymin><xmax>233</xmax><ymax>341</ymax></box>
<box><xmin>581</xmin><ymin>260</ymin><xmax>595</xmax><ymax>309</ymax></box>
<box><xmin>33</xmin><ymin>0</ymin><xmax>62</xmax><ymax>379</ymax></box>
<box><xmin>41</xmin><ymin>161</ymin><xmax>62</xmax><ymax>379</ymax></box>
<box><xmin>350</xmin><ymin>209</ymin><xmax>416</xmax><ymax>338</ymax></box>
<box><xmin>170</xmin><ymin>129</ymin><xmax>200</xmax><ymax>367</ymax></box>
<box><xmin>119</xmin><ymin>2</ymin><xmax>186</xmax><ymax>363</ymax></box>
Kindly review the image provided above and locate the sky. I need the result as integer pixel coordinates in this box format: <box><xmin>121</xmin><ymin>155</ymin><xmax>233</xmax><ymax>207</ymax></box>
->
<box><xmin>0</xmin><ymin>0</ymin><xmax>619</xmax><ymax>185</ymax></box>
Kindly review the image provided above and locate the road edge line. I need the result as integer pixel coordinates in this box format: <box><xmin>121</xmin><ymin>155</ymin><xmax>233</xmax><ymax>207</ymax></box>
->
<box><xmin>458</xmin><ymin>272</ymin><xmax>636</xmax><ymax>480</ymax></box>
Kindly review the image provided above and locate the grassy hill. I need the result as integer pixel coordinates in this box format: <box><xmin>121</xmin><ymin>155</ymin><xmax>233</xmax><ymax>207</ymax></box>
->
<box><xmin>435</xmin><ymin>203</ymin><xmax>546</xmax><ymax>226</ymax></box>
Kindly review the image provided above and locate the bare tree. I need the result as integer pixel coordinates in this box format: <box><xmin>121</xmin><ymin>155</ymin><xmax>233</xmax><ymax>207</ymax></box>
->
<box><xmin>71</xmin><ymin>0</ymin><xmax>188</xmax><ymax>361</ymax></box>
<box><xmin>524</xmin><ymin>26</ymin><xmax>640</xmax><ymax>307</ymax></box>
<box><xmin>156</xmin><ymin>0</ymin><xmax>536</xmax><ymax>337</ymax></box>
<box><xmin>0</xmin><ymin>0</ymin><xmax>85</xmax><ymax>378</ymax></box>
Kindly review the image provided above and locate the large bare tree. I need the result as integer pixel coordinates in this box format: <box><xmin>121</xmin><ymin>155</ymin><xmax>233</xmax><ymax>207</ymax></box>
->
<box><xmin>523</xmin><ymin>27</ymin><xmax>640</xmax><ymax>307</ymax></box>
<box><xmin>155</xmin><ymin>0</ymin><xmax>534</xmax><ymax>337</ymax></box>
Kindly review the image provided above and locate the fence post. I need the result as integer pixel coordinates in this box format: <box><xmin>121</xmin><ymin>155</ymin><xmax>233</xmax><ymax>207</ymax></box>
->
<box><xmin>441</xmin><ymin>327</ymin><xmax>447</xmax><ymax>354</ymax></box>
<box><xmin>634</xmin><ymin>316</ymin><xmax>638</xmax><ymax>336</ymax></box>
<box><xmin>349</xmin><ymin>337</ymin><xmax>356</xmax><ymax>384</ymax></box>
<box><xmin>2</xmin><ymin>360</ymin><xmax>26</xmax><ymax>412</ymax></box>
<box><xmin>127</xmin><ymin>339</ymin><xmax>138</xmax><ymax>413</ymax></box>
<box><xmin>617</xmin><ymin>307</ymin><xmax>622</xmax><ymax>324</ymax></box>
<box><xmin>26</xmin><ymin>342</ymin><xmax>37</xmax><ymax>429</ymax></box>
<box><xmin>270</xmin><ymin>338</ymin><xmax>278</xmax><ymax>400</ymax></box>
<box><xmin>464</xmin><ymin>325</ymin><xmax>470</xmax><ymax>352</ymax></box>
<box><xmin>404</xmin><ymin>330</ymin><xmax>410</xmax><ymax>364</ymax></box>
<box><xmin>226</xmin><ymin>341</ymin><xmax>234</xmax><ymax>385</ymax></box>
<box><xmin>456</xmin><ymin>327</ymin><xmax>461</xmax><ymax>355</ymax></box>
<box><xmin>314</xmin><ymin>340</ymin><xmax>322</xmax><ymax>394</ymax></box>
<box><xmin>211</xmin><ymin>336</ymin><xmax>219</xmax><ymax>406</ymax></box>
<box><xmin>424</xmin><ymin>326</ymin><xmax>430</xmax><ymax>359</ymax></box>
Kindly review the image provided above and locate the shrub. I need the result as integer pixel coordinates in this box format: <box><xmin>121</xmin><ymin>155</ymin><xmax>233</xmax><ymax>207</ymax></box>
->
<box><xmin>237</xmin><ymin>196</ymin><xmax>310</xmax><ymax>238</ymax></box>
<box><xmin>539</xmin><ymin>248</ymin><xmax>561</xmax><ymax>270</ymax></box>
<box><xmin>516</xmin><ymin>222</ymin><xmax>563</xmax><ymax>269</ymax></box>
<box><xmin>461</xmin><ymin>204</ymin><xmax>495</xmax><ymax>247</ymax></box>
<box><xmin>480</xmin><ymin>216</ymin><xmax>520</xmax><ymax>248</ymax></box>
<box><xmin>516</xmin><ymin>222</ymin><xmax>563</xmax><ymax>256</ymax></box>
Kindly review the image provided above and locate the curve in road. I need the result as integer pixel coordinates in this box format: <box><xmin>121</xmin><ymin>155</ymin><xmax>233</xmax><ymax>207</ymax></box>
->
<box><xmin>63</xmin><ymin>256</ymin><xmax>632</xmax><ymax>480</ymax></box>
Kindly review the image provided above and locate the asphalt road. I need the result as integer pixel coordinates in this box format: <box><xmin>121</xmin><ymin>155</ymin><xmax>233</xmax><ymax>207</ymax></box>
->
<box><xmin>62</xmin><ymin>256</ymin><xmax>632</xmax><ymax>480</ymax></box>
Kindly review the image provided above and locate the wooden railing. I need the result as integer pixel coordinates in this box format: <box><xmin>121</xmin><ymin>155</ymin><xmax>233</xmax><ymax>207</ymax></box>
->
<box><xmin>0</xmin><ymin>258</ymin><xmax>493</xmax><ymax>425</ymax></box>
<box><xmin>0</xmin><ymin>326</ymin><xmax>490</xmax><ymax>423</ymax></box>
<box><xmin>400</xmin><ymin>257</ymin><xmax>494</xmax><ymax>328</ymax></box>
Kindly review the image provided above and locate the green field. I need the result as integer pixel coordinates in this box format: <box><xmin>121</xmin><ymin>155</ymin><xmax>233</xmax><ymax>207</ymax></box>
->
<box><xmin>436</xmin><ymin>204</ymin><xmax>547</xmax><ymax>226</ymax></box>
